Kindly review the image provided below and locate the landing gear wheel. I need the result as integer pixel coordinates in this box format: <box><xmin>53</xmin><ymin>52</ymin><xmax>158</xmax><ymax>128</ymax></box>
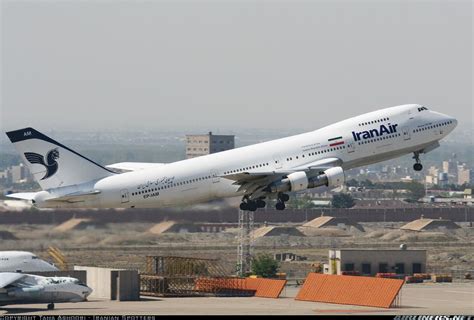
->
<box><xmin>412</xmin><ymin>152</ymin><xmax>423</xmax><ymax>171</ymax></box>
<box><xmin>275</xmin><ymin>202</ymin><xmax>286</xmax><ymax>210</ymax></box>
<box><xmin>247</xmin><ymin>201</ymin><xmax>257</xmax><ymax>212</ymax></box>
<box><xmin>413</xmin><ymin>163</ymin><xmax>423</xmax><ymax>171</ymax></box>
<box><xmin>47</xmin><ymin>303</ymin><xmax>55</xmax><ymax>310</ymax></box>
<box><xmin>256</xmin><ymin>199</ymin><xmax>266</xmax><ymax>208</ymax></box>
<box><xmin>239</xmin><ymin>202</ymin><xmax>249</xmax><ymax>211</ymax></box>
<box><xmin>279</xmin><ymin>193</ymin><xmax>290</xmax><ymax>202</ymax></box>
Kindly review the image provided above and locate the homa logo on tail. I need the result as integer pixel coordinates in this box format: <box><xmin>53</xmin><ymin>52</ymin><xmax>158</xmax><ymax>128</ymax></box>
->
<box><xmin>352</xmin><ymin>124</ymin><xmax>398</xmax><ymax>142</ymax></box>
<box><xmin>24</xmin><ymin>148</ymin><xmax>60</xmax><ymax>180</ymax></box>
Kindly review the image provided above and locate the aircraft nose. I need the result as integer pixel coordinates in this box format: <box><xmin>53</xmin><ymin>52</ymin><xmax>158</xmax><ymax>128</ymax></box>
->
<box><xmin>451</xmin><ymin>117</ymin><xmax>458</xmax><ymax>127</ymax></box>
<box><xmin>83</xmin><ymin>286</ymin><xmax>93</xmax><ymax>298</ymax></box>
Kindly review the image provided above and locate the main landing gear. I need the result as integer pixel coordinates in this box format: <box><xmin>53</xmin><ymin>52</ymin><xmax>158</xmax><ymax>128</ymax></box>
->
<box><xmin>413</xmin><ymin>152</ymin><xmax>423</xmax><ymax>171</ymax></box>
<box><xmin>240</xmin><ymin>197</ymin><xmax>266</xmax><ymax>212</ymax></box>
<box><xmin>47</xmin><ymin>303</ymin><xmax>55</xmax><ymax>310</ymax></box>
<box><xmin>275</xmin><ymin>193</ymin><xmax>290</xmax><ymax>211</ymax></box>
<box><xmin>240</xmin><ymin>193</ymin><xmax>290</xmax><ymax>211</ymax></box>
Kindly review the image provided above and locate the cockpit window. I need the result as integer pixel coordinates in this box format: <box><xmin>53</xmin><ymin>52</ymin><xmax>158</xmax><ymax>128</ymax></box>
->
<box><xmin>417</xmin><ymin>106</ymin><xmax>428</xmax><ymax>112</ymax></box>
<box><xmin>32</xmin><ymin>256</ymin><xmax>38</xmax><ymax>259</ymax></box>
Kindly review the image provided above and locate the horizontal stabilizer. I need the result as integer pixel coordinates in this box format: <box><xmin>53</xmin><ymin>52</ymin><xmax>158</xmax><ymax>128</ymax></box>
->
<box><xmin>6</xmin><ymin>192</ymin><xmax>39</xmax><ymax>201</ymax></box>
<box><xmin>44</xmin><ymin>190</ymin><xmax>101</xmax><ymax>203</ymax></box>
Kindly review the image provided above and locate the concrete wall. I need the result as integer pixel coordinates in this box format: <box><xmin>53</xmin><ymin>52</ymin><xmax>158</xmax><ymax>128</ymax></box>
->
<box><xmin>74</xmin><ymin>266</ymin><xmax>139</xmax><ymax>301</ymax></box>
<box><xmin>328</xmin><ymin>249</ymin><xmax>427</xmax><ymax>276</ymax></box>
<box><xmin>116</xmin><ymin>270</ymin><xmax>140</xmax><ymax>301</ymax></box>
<box><xmin>0</xmin><ymin>207</ymin><xmax>471</xmax><ymax>224</ymax></box>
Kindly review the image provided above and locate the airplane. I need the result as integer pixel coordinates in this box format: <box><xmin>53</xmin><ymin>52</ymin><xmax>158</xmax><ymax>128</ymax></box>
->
<box><xmin>0</xmin><ymin>251</ymin><xmax>58</xmax><ymax>273</ymax></box>
<box><xmin>0</xmin><ymin>272</ymin><xmax>92</xmax><ymax>310</ymax></box>
<box><xmin>5</xmin><ymin>104</ymin><xmax>457</xmax><ymax>211</ymax></box>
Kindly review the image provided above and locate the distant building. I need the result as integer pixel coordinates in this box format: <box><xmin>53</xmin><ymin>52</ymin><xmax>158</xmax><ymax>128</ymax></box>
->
<box><xmin>327</xmin><ymin>248</ymin><xmax>427</xmax><ymax>276</ymax></box>
<box><xmin>428</xmin><ymin>166</ymin><xmax>439</xmax><ymax>177</ymax></box>
<box><xmin>457</xmin><ymin>164</ymin><xmax>471</xmax><ymax>185</ymax></box>
<box><xmin>425</xmin><ymin>175</ymin><xmax>437</xmax><ymax>185</ymax></box>
<box><xmin>438</xmin><ymin>172</ymin><xmax>448</xmax><ymax>186</ymax></box>
<box><xmin>400</xmin><ymin>176</ymin><xmax>413</xmax><ymax>182</ymax></box>
<box><xmin>8</xmin><ymin>164</ymin><xmax>31</xmax><ymax>183</ymax></box>
<box><xmin>442</xmin><ymin>161</ymin><xmax>450</xmax><ymax>174</ymax></box>
<box><xmin>185</xmin><ymin>132</ymin><xmax>235</xmax><ymax>159</ymax></box>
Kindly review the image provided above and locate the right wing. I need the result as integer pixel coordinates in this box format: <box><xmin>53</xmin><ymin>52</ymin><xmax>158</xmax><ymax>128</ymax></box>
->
<box><xmin>7</xmin><ymin>190</ymin><xmax>101</xmax><ymax>204</ymax></box>
<box><xmin>106</xmin><ymin>162</ymin><xmax>166</xmax><ymax>173</ymax></box>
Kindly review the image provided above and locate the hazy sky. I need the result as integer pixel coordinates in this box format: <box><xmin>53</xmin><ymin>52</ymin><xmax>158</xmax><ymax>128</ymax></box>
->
<box><xmin>1</xmin><ymin>0</ymin><xmax>472</xmax><ymax>132</ymax></box>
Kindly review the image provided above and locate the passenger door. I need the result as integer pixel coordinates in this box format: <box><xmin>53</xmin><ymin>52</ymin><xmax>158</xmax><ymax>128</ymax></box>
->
<box><xmin>402</xmin><ymin>127</ymin><xmax>411</xmax><ymax>141</ymax></box>
<box><xmin>346</xmin><ymin>140</ymin><xmax>355</xmax><ymax>153</ymax></box>
<box><xmin>120</xmin><ymin>189</ymin><xmax>129</xmax><ymax>203</ymax></box>
<box><xmin>273</xmin><ymin>154</ymin><xmax>283</xmax><ymax>169</ymax></box>
<box><xmin>210</xmin><ymin>169</ymin><xmax>220</xmax><ymax>183</ymax></box>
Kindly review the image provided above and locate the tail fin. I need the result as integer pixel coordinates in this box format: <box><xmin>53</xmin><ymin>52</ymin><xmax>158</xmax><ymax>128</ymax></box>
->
<box><xmin>6</xmin><ymin>127</ymin><xmax>115</xmax><ymax>190</ymax></box>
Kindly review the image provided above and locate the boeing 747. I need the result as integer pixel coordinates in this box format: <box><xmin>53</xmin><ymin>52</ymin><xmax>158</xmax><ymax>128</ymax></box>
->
<box><xmin>5</xmin><ymin>104</ymin><xmax>457</xmax><ymax>211</ymax></box>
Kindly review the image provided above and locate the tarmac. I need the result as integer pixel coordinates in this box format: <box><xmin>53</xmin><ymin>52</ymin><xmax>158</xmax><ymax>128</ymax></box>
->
<box><xmin>1</xmin><ymin>283</ymin><xmax>473</xmax><ymax>315</ymax></box>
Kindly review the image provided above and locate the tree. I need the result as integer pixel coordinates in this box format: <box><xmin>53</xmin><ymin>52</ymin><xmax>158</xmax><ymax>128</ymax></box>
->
<box><xmin>405</xmin><ymin>181</ymin><xmax>425</xmax><ymax>201</ymax></box>
<box><xmin>251</xmin><ymin>254</ymin><xmax>279</xmax><ymax>278</ymax></box>
<box><xmin>331</xmin><ymin>193</ymin><xmax>355</xmax><ymax>208</ymax></box>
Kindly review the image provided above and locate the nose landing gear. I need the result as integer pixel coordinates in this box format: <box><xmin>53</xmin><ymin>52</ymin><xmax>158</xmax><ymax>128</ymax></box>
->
<box><xmin>413</xmin><ymin>152</ymin><xmax>423</xmax><ymax>171</ymax></box>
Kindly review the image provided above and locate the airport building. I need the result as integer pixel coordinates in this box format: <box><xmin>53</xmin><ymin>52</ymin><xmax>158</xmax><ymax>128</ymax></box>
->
<box><xmin>326</xmin><ymin>248</ymin><xmax>427</xmax><ymax>276</ymax></box>
<box><xmin>185</xmin><ymin>132</ymin><xmax>235</xmax><ymax>159</ymax></box>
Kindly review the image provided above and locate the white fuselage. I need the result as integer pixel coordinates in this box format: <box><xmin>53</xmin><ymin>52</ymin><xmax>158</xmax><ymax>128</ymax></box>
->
<box><xmin>0</xmin><ymin>273</ymin><xmax>92</xmax><ymax>305</ymax></box>
<box><xmin>37</xmin><ymin>104</ymin><xmax>457</xmax><ymax>209</ymax></box>
<box><xmin>0</xmin><ymin>251</ymin><xmax>58</xmax><ymax>273</ymax></box>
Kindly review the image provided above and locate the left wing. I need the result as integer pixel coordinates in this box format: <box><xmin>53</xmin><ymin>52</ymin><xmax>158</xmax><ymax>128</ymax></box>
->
<box><xmin>220</xmin><ymin>157</ymin><xmax>342</xmax><ymax>199</ymax></box>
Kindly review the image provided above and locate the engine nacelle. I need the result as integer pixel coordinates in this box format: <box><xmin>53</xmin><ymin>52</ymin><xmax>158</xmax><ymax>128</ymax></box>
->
<box><xmin>268</xmin><ymin>166</ymin><xmax>345</xmax><ymax>193</ymax></box>
<box><xmin>287</xmin><ymin>171</ymin><xmax>309</xmax><ymax>191</ymax></box>
<box><xmin>323</xmin><ymin>166</ymin><xmax>345</xmax><ymax>188</ymax></box>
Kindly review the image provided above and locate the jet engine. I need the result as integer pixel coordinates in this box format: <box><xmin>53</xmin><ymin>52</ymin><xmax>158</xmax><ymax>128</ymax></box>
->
<box><xmin>268</xmin><ymin>166</ymin><xmax>345</xmax><ymax>193</ymax></box>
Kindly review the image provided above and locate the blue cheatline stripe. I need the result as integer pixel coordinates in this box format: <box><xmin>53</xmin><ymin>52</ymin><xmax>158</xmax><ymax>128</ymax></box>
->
<box><xmin>5</xmin><ymin>127</ymin><xmax>116</xmax><ymax>174</ymax></box>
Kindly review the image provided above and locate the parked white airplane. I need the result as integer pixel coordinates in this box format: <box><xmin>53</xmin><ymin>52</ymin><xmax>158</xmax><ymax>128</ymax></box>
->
<box><xmin>0</xmin><ymin>272</ymin><xmax>92</xmax><ymax>310</ymax></box>
<box><xmin>0</xmin><ymin>251</ymin><xmax>58</xmax><ymax>273</ymax></box>
<box><xmin>6</xmin><ymin>104</ymin><xmax>457</xmax><ymax>211</ymax></box>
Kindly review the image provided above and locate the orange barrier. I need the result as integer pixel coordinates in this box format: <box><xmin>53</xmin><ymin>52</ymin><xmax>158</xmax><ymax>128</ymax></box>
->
<box><xmin>245</xmin><ymin>278</ymin><xmax>287</xmax><ymax>298</ymax></box>
<box><xmin>295</xmin><ymin>273</ymin><xmax>404</xmax><ymax>308</ymax></box>
<box><xmin>194</xmin><ymin>277</ymin><xmax>286</xmax><ymax>298</ymax></box>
